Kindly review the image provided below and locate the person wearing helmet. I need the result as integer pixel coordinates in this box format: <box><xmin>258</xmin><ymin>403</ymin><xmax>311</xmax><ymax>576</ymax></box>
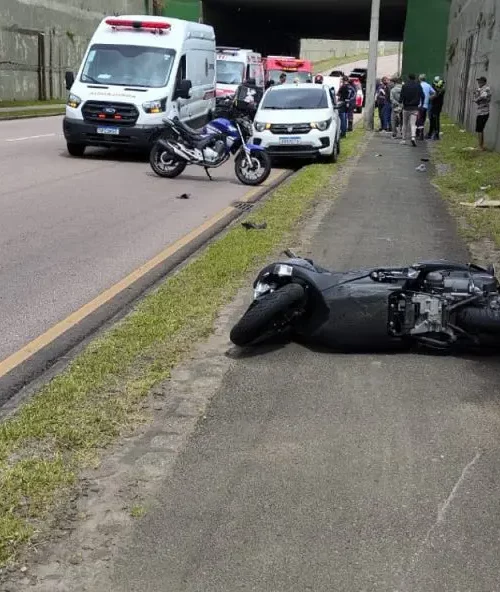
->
<box><xmin>314</xmin><ymin>74</ymin><xmax>324</xmax><ymax>84</ymax></box>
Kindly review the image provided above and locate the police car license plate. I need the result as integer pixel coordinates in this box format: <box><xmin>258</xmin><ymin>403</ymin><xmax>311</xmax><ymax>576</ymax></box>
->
<box><xmin>279</xmin><ymin>136</ymin><xmax>301</xmax><ymax>145</ymax></box>
<box><xmin>97</xmin><ymin>127</ymin><xmax>120</xmax><ymax>135</ymax></box>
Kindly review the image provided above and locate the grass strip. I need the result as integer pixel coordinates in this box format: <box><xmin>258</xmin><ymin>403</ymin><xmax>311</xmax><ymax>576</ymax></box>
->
<box><xmin>0</xmin><ymin>109</ymin><xmax>64</xmax><ymax>120</ymax></box>
<box><xmin>313</xmin><ymin>52</ymin><xmax>369</xmax><ymax>73</ymax></box>
<box><xmin>0</xmin><ymin>99</ymin><xmax>65</xmax><ymax>109</ymax></box>
<box><xmin>432</xmin><ymin>114</ymin><xmax>500</xmax><ymax>249</ymax></box>
<box><xmin>0</xmin><ymin>124</ymin><xmax>366</xmax><ymax>564</ymax></box>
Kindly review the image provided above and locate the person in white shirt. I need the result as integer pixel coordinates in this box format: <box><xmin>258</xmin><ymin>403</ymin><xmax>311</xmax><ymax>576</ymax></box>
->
<box><xmin>416</xmin><ymin>73</ymin><xmax>435</xmax><ymax>140</ymax></box>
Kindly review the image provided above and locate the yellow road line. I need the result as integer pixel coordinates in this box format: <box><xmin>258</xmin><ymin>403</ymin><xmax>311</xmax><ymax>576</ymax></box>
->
<box><xmin>0</xmin><ymin>170</ymin><xmax>287</xmax><ymax>379</ymax></box>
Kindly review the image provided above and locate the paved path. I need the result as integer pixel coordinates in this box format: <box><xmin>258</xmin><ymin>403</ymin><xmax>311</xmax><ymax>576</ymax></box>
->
<box><xmin>106</xmin><ymin>133</ymin><xmax>500</xmax><ymax>591</ymax></box>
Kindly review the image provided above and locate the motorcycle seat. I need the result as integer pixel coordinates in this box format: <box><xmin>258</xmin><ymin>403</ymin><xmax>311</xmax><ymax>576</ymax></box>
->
<box><xmin>174</xmin><ymin>118</ymin><xmax>205</xmax><ymax>140</ymax></box>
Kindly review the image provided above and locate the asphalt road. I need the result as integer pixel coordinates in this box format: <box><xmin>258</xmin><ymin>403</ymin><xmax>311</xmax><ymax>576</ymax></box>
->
<box><xmin>108</xmin><ymin>129</ymin><xmax>500</xmax><ymax>590</ymax></box>
<box><xmin>0</xmin><ymin>118</ymin><xmax>288</xmax><ymax>365</ymax></box>
<box><xmin>0</xmin><ymin>54</ymin><xmax>397</xmax><ymax>374</ymax></box>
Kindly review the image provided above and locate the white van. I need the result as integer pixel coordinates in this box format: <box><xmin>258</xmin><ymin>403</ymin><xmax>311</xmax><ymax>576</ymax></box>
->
<box><xmin>63</xmin><ymin>15</ymin><xmax>216</xmax><ymax>156</ymax></box>
<box><xmin>215</xmin><ymin>47</ymin><xmax>264</xmax><ymax>99</ymax></box>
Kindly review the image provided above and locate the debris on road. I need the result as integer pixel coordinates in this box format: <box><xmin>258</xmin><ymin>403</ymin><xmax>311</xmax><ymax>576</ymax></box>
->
<box><xmin>176</xmin><ymin>193</ymin><xmax>191</xmax><ymax>199</ymax></box>
<box><xmin>415</xmin><ymin>164</ymin><xmax>427</xmax><ymax>172</ymax></box>
<box><xmin>241</xmin><ymin>221</ymin><xmax>267</xmax><ymax>230</ymax></box>
<box><xmin>421</xmin><ymin>157</ymin><xmax>430</xmax><ymax>162</ymax></box>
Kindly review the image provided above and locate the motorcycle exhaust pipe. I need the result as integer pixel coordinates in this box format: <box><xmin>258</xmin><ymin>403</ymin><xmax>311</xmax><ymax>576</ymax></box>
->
<box><xmin>157</xmin><ymin>139</ymin><xmax>191</xmax><ymax>162</ymax></box>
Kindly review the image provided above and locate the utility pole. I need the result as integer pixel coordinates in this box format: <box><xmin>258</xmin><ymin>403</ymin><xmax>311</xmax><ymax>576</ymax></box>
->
<box><xmin>363</xmin><ymin>0</ymin><xmax>381</xmax><ymax>131</ymax></box>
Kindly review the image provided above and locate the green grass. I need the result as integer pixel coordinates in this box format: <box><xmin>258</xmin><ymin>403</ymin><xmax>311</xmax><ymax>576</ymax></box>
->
<box><xmin>432</xmin><ymin>114</ymin><xmax>500</xmax><ymax>248</ymax></box>
<box><xmin>313</xmin><ymin>52</ymin><xmax>369</xmax><ymax>74</ymax></box>
<box><xmin>0</xmin><ymin>109</ymin><xmax>64</xmax><ymax>120</ymax></box>
<box><xmin>0</xmin><ymin>99</ymin><xmax>65</xmax><ymax>109</ymax></box>
<box><xmin>0</xmin><ymin>124</ymin><xmax>366</xmax><ymax>565</ymax></box>
<box><xmin>312</xmin><ymin>50</ymin><xmax>397</xmax><ymax>74</ymax></box>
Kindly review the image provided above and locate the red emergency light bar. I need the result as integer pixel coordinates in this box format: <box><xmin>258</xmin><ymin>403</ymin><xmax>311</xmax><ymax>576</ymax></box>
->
<box><xmin>275</xmin><ymin>59</ymin><xmax>305</xmax><ymax>69</ymax></box>
<box><xmin>105</xmin><ymin>18</ymin><xmax>171</xmax><ymax>31</ymax></box>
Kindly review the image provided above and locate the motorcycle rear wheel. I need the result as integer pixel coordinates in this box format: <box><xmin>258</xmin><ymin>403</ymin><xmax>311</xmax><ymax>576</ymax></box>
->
<box><xmin>455</xmin><ymin>306</ymin><xmax>500</xmax><ymax>334</ymax></box>
<box><xmin>230</xmin><ymin>283</ymin><xmax>305</xmax><ymax>346</ymax></box>
<box><xmin>234</xmin><ymin>150</ymin><xmax>272</xmax><ymax>186</ymax></box>
<box><xmin>149</xmin><ymin>143</ymin><xmax>187</xmax><ymax>178</ymax></box>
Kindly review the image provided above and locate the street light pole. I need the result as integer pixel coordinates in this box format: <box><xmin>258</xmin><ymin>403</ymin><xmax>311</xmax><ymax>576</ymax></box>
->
<box><xmin>363</xmin><ymin>0</ymin><xmax>381</xmax><ymax>131</ymax></box>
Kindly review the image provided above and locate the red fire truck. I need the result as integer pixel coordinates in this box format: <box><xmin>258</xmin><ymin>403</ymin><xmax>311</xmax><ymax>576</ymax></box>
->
<box><xmin>263</xmin><ymin>56</ymin><xmax>313</xmax><ymax>85</ymax></box>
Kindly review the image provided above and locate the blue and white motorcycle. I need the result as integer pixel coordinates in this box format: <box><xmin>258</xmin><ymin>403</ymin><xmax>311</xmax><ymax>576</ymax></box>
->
<box><xmin>149</xmin><ymin>115</ymin><xmax>271</xmax><ymax>186</ymax></box>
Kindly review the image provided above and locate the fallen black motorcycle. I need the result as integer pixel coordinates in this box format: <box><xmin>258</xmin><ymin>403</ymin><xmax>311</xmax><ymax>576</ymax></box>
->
<box><xmin>229</xmin><ymin>250</ymin><xmax>500</xmax><ymax>352</ymax></box>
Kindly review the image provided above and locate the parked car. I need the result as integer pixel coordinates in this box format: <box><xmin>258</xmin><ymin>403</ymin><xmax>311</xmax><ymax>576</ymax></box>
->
<box><xmin>251</xmin><ymin>83</ymin><xmax>341</xmax><ymax>162</ymax></box>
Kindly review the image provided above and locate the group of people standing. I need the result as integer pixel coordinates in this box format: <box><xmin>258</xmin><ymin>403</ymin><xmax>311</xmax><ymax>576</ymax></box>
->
<box><xmin>375</xmin><ymin>73</ymin><xmax>492</xmax><ymax>150</ymax></box>
<box><xmin>308</xmin><ymin>73</ymin><xmax>357</xmax><ymax>138</ymax></box>
<box><xmin>375</xmin><ymin>73</ymin><xmax>445</xmax><ymax>147</ymax></box>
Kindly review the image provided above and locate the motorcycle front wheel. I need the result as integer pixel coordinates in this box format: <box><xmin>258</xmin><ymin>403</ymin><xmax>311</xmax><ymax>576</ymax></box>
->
<box><xmin>149</xmin><ymin>143</ymin><xmax>187</xmax><ymax>178</ymax></box>
<box><xmin>230</xmin><ymin>283</ymin><xmax>305</xmax><ymax>347</ymax></box>
<box><xmin>234</xmin><ymin>149</ymin><xmax>272</xmax><ymax>186</ymax></box>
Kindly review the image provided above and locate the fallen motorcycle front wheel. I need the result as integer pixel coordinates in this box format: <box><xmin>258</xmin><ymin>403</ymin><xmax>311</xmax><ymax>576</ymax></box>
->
<box><xmin>234</xmin><ymin>149</ymin><xmax>272</xmax><ymax>186</ymax></box>
<box><xmin>149</xmin><ymin>143</ymin><xmax>187</xmax><ymax>178</ymax></box>
<box><xmin>230</xmin><ymin>283</ymin><xmax>305</xmax><ymax>346</ymax></box>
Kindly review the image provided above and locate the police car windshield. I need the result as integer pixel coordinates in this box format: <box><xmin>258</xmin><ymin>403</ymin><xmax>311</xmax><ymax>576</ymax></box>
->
<box><xmin>216</xmin><ymin>60</ymin><xmax>245</xmax><ymax>85</ymax></box>
<box><xmin>261</xmin><ymin>87</ymin><xmax>329</xmax><ymax>110</ymax></box>
<box><xmin>81</xmin><ymin>44</ymin><xmax>176</xmax><ymax>88</ymax></box>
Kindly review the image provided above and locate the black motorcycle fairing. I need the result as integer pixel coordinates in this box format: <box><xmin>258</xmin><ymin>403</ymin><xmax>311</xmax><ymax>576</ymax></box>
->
<box><xmin>296</xmin><ymin>278</ymin><xmax>404</xmax><ymax>350</ymax></box>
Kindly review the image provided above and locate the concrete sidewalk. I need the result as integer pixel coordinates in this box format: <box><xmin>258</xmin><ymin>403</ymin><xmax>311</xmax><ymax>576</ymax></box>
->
<box><xmin>106</xmin><ymin>132</ymin><xmax>500</xmax><ymax>591</ymax></box>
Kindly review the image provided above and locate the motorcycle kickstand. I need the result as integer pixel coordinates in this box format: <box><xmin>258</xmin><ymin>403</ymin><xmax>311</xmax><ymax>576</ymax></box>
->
<box><xmin>204</xmin><ymin>167</ymin><xmax>213</xmax><ymax>181</ymax></box>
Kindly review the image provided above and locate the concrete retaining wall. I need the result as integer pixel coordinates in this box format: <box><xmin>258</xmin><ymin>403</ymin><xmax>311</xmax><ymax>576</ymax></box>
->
<box><xmin>1</xmin><ymin>0</ymin><xmax>144</xmax><ymax>101</ymax></box>
<box><xmin>300</xmin><ymin>40</ymin><xmax>400</xmax><ymax>62</ymax></box>
<box><xmin>444</xmin><ymin>0</ymin><xmax>500</xmax><ymax>151</ymax></box>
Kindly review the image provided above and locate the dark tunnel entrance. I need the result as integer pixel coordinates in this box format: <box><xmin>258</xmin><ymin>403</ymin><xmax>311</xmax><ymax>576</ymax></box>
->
<box><xmin>202</xmin><ymin>1</ymin><xmax>407</xmax><ymax>55</ymax></box>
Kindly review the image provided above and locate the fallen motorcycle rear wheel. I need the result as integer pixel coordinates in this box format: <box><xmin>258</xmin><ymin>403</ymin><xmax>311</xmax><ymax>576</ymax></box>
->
<box><xmin>456</xmin><ymin>306</ymin><xmax>500</xmax><ymax>334</ymax></box>
<box><xmin>230</xmin><ymin>283</ymin><xmax>305</xmax><ymax>346</ymax></box>
<box><xmin>149</xmin><ymin>144</ymin><xmax>187</xmax><ymax>178</ymax></box>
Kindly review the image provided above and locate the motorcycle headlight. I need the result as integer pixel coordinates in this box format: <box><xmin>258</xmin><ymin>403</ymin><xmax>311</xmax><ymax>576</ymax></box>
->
<box><xmin>254</xmin><ymin>121</ymin><xmax>268</xmax><ymax>132</ymax></box>
<box><xmin>142</xmin><ymin>98</ymin><xmax>167</xmax><ymax>114</ymax></box>
<box><xmin>253</xmin><ymin>281</ymin><xmax>272</xmax><ymax>299</ymax></box>
<box><xmin>311</xmin><ymin>118</ymin><xmax>332</xmax><ymax>131</ymax></box>
<box><xmin>67</xmin><ymin>93</ymin><xmax>81</xmax><ymax>109</ymax></box>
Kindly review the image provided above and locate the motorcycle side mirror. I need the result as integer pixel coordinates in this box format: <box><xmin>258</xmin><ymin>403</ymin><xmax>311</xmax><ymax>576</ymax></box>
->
<box><xmin>65</xmin><ymin>70</ymin><xmax>75</xmax><ymax>90</ymax></box>
<box><xmin>174</xmin><ymin>79</ymin><xmax>192</xmax><ymax>100</ymax></box>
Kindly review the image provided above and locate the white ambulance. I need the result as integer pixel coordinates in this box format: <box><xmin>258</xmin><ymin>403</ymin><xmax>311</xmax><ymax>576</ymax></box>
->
<box><xmin>63</xmin><ymin>15</ymin><xmax>216</xmax><ymax>156</ymax></box>
<box><xmin>215</xmin><ymin>47</ymin><xmax>265</xmax><ymax>99</ymax></box>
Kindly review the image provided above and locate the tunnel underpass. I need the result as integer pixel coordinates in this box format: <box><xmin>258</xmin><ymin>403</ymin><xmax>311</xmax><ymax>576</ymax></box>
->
<box><xmin>202</xmin><ymin>0</ymin><xmax>407</xmax><ymax>56</ymax></box>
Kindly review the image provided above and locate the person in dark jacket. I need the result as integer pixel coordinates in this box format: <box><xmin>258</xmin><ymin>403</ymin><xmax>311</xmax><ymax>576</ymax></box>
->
<box><xmin>375</xmin><ymin>77</ymin><xmax>391</xmax><ymax>131</ymax></box>
<box><xmin>337</xmin><ymin>76</ymin><xmax>351</xmax><ymax>137</ymax></box>
<box><xmin>400</xmin><ymin>73</ymin><xmax>424</xmax><ymax>147</ymax></box>
<box><xmin>427</xmin><ymin>77</ymin><xmax>445</xmax><ymax>140</ymax></box>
